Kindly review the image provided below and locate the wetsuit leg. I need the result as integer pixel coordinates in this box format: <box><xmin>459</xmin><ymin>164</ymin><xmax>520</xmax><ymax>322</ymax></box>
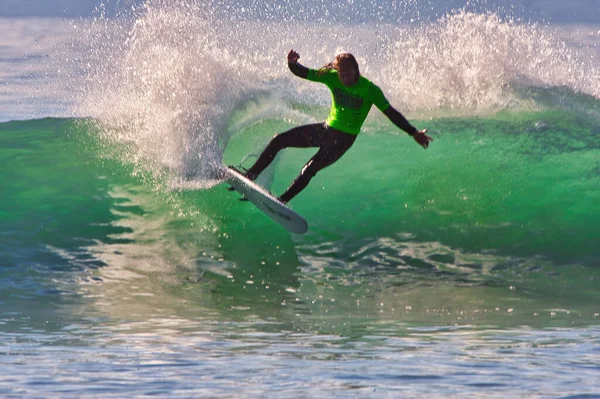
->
<box><xmin>244</xmin><ymin>123</ymin><xmax>326</xmax><ymax>180</ymax></box>
<box><xmin>278</xmin><ymin>131</ymin><xmax>356</xmax><ymax>203</ymax></box>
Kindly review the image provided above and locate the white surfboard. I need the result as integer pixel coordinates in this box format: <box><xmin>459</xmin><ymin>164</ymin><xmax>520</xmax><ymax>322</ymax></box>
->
<box><xmin>224</xmin><ymin>166</ymin><xmax>308</xmax><ymax>234</ymax></box>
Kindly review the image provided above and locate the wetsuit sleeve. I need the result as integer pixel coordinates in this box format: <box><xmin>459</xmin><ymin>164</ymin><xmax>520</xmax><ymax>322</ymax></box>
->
<box><xmin>371</xmin><ymin>83</ymin><xmax>391</xmax><ymax>111</ymax></box>
<box><xmin>288</xmin><ymin>62</ymin><xmax>332</xmax><ymax>83</ymax></box>
<box><xmin>288</xmin><ymin>62</ymin><xmax>310</xmax><ymax>79</ymax></box>
<box><xmin>383</xmin><ymin>106</ymin><xmax>419</xmax><ymax>135</ymax></box>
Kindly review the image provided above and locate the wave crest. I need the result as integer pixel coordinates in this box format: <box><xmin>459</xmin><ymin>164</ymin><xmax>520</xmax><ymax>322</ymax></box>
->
<box><xmin>384</xmin><ymin>11</ymin><xmax>600</xmax><ymax>112</ymax></box>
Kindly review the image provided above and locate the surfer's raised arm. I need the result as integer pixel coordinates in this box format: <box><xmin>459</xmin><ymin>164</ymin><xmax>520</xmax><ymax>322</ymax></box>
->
<box><xmin>287</xmin><ymin>49</ymin><xmax>309</xmax><ymax>78</ymax></box>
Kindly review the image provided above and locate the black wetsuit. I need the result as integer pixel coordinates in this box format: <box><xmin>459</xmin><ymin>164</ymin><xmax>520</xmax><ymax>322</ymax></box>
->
<box><xmin>245</xmin><ymin>122</ymin><xmax>357</xmax><ymax>203</ymax></box>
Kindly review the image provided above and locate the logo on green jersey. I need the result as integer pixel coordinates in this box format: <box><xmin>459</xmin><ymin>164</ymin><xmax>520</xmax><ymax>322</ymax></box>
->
<box><xmin>333</xmin><ymin>88</ymin><xmax>363</xmax><ymax>109</ymax></box>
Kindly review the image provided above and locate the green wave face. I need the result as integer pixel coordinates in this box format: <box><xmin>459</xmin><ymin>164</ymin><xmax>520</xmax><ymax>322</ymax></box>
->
<box><xmin>2</xmin><ymin>94</ymin><xmax>599</xmax><ymax>330</ymax></box>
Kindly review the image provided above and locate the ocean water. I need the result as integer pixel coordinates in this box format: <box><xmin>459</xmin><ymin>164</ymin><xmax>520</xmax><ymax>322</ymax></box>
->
<box><xmin>1</xmin><ymin>1</ymin><xmax>600</xmax><ymax>397</ymax></box>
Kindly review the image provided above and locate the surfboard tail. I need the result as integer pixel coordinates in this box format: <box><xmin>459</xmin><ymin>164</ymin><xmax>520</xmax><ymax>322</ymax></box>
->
<box><xmin>224</xmin><ymin>166</ymin><xmax>308</xmax><ymax>234</ymax></box>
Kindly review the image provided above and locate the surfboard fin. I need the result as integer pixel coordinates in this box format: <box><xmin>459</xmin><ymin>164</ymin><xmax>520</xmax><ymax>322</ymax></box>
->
<box><xmin>228</xmin><ymin>165</ymin><xmax>248</xmax><ymax>174</ymax></box>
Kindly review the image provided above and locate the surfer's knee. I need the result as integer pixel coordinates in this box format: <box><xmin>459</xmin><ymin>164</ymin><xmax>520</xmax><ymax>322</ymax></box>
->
<box><xmin>300</xmin><ymin>161</ymin><xmax>320</xmax><ymax>179</ymax></box>
<box><xmin>268</xmin><ymin>133</ymin><xmax>288</xmax><ymax>150</ymax></box>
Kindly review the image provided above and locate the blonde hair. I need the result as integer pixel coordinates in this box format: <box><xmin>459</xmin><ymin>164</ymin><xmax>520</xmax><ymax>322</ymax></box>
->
<box><xmin>317</xmin><ymin>53</ymin><xmax>360</xmax><ymax>77</ymax></box>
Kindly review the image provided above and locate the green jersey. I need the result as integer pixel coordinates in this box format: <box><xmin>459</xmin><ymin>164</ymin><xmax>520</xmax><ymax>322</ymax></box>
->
<box><xmin>306</xmin><ymin>69</ymin><xmax>391</xmax><ymax>135</ymax></box>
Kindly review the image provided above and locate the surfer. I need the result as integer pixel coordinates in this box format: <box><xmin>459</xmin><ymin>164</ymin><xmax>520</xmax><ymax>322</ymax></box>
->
<box><xmin>243</xmin><ymin>50</ymin><xmax>433</xmax><ymax>203</ymax></box>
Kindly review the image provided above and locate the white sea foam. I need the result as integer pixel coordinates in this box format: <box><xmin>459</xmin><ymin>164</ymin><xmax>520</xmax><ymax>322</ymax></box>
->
<box><xmin>383</xmin><ymin>11</ymin><xmax>600</xmax><ymax>113</ymax></box>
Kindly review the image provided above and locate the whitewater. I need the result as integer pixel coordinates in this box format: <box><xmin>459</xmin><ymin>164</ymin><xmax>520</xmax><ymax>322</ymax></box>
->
<box><xmin>1</xmin><ymin>1</ymin><xmax>599</xmax><ymax>397</ymax></box>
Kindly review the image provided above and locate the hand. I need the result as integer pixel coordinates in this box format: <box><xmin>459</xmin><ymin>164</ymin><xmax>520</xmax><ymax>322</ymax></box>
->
<box><xmin>287</xmin><ymin>49</ymin><xmax>300</xmax><ymax>64</ymax></box>
<box><xmin>413</xmin><ymin>129</ymin><xmax>433</xmax><ymax>149</ymax></box>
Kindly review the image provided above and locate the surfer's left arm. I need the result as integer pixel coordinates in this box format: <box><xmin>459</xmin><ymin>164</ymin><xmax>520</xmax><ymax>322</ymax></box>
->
<box><xmin>383</xmin><ymin>106</ymin><xmax>432</xmax><ymax>149</ymax></box>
